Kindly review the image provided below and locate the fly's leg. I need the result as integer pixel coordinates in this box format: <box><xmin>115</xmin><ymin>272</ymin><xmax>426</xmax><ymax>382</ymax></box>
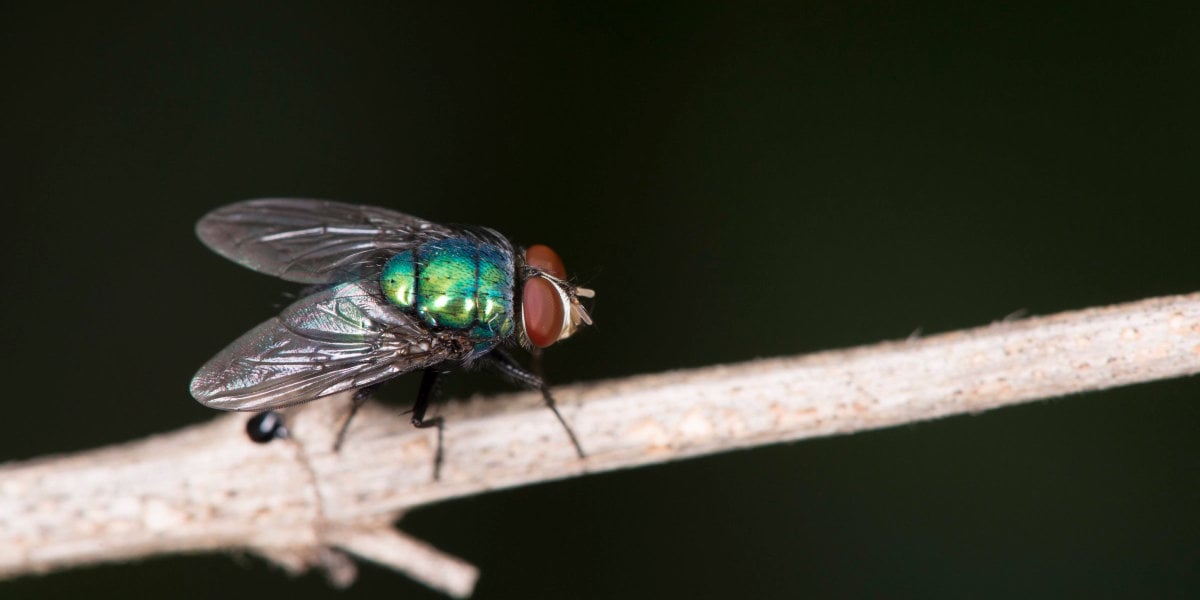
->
<box><xmin>333</xmin><ymin>385</ymin><xmax>377</xmax><ymax>451</ymax></box>
<box><xmin>412</xmin><ymin>368</ymin><xmax>446</xmax><ymax>480</ymax></box>
<box><xmin>484</xmin><ymin>349</ymin><xmax>586</xmax><ymax>460</ymax></box>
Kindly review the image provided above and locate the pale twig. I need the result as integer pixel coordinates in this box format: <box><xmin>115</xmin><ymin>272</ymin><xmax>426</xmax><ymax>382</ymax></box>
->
<box><xmin>2</xmin><ymin>292</ymin><xmax>1198</xmax><ymax>596</ymax></box>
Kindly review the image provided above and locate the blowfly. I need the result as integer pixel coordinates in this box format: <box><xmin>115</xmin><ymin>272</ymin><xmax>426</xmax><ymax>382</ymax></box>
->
<box><xmin>189</xmin><ymin>199</ymin><xmax>594</xmax><ymax>472</ymax></box>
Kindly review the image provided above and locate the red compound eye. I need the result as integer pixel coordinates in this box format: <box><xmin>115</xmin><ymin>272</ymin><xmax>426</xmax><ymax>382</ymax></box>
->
<box><xmin>522</xmin><ymin>276</ymin><xmax>564</xmax><ymax>348</ymax></box>
<box><xmin>522</xmin><ymin>245</ymin><xmax>571</xmax><ymax>348</ymax></box>
<box><xmin>525</xmin><ymin>244</ymin><xmax>567</xmax><ymax>279</ymax></box>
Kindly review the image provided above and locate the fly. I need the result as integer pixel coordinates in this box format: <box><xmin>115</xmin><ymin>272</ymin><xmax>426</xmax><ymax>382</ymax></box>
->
<box><xmin>189</xmin><ymin>199</ymin><xmax>594</xmax><ymax>475</ymax></box>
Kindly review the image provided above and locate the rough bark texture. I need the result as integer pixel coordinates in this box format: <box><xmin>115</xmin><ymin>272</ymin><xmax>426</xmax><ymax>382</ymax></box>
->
<box><xmin>2</xmin><ymin>292</ymin><xmax>1198</xmax><ymax>596</ymax></box>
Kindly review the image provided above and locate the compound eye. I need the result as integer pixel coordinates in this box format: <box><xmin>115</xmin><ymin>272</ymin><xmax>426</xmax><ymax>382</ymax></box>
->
<box><xmin>525</xmin><ymin>244</ymin><xmax>567</xmax><ymax>279</ymax></box>
<box><xmin>522</xmin><ymin>276</ymin><xmax>565</xmax><ymax>348</ymax></box>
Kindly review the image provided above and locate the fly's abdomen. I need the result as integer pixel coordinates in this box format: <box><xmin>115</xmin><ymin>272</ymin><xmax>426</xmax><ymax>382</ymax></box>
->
<box><xmin>381</xmin><ymin>238</ymin><xmax>515</xmax><ymax>341</ymax></box>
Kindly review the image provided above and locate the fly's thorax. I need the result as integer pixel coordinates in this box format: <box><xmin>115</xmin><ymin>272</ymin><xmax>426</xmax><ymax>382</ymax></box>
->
<box><xmin>380</xmin><ymin>237</ymin><xmax>516</xmax><ymax>342</ymax></box>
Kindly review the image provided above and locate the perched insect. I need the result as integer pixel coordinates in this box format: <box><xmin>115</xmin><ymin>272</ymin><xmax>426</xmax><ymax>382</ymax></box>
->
<box><xmin>189</xmin><ymin>199</ymin><xmax>594</xmax><ymax>470</ymax></box>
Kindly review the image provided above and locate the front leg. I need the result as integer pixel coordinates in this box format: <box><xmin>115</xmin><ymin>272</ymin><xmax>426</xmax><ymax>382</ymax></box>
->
<box><xmin>483</xmin><ymin>350</ymin><xmax>585</xmax><ymax>459</ymax></box>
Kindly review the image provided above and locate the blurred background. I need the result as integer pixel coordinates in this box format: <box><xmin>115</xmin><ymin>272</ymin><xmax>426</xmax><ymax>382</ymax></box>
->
<box><xmin>2</xmin><ymin>2</ymin><xmax>1198</xmax><ymax>598</ymax></box>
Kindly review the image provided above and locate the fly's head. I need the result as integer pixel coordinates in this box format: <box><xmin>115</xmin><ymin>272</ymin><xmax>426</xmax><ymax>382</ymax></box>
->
<box><xmin>519</xmin><ymin>244</ymin><xmax>594</xmax><ymax>350</ymax></box>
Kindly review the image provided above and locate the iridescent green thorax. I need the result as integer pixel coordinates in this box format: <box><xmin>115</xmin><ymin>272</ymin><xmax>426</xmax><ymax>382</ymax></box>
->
<box><xmin>380</xmin><ymin>238</ymin><xmax>516</xmax><ymax>344</ymax></box>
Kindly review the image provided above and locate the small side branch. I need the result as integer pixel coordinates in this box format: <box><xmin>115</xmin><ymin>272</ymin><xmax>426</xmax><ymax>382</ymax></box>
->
<box><xmin>1</xmin><ymin>292</ymin><xmax>1198</xmax><ymax>596</ymax></box>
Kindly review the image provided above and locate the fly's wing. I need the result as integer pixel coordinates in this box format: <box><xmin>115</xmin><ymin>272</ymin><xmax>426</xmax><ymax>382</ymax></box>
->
<box><xmin>190</xmin><ymin>281</ymin><xmax>452</xmax><ymax>411</ymax></box>
<box><xmin>196</xmin><ymin>198</ymin><xmax>454</xmax><ymax>284</ymax></box>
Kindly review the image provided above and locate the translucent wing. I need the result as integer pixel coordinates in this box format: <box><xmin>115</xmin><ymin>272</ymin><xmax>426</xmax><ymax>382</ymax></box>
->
<box><xmin>196</xmin><ymin>198</ymin><xmax>454</xmax><ymax>284</ymax></box>
<box><xmin>190</xmin><ymin>281</ymin><xmax>455</xmax><ymax>411</ymax></box>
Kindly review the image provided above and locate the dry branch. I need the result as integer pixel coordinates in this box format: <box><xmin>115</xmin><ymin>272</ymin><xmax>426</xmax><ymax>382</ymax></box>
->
<box><xmin>2</xmin><ymin>292</ymin><xmax>1199</xmax><ymax>596</ymax></box>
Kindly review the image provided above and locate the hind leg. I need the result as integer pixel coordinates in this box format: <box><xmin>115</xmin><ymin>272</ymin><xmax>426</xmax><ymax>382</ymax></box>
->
<box><xmin>332</xmin><ymin>385</ymin><xmax>378</xmax><ymax>451</ymax></box>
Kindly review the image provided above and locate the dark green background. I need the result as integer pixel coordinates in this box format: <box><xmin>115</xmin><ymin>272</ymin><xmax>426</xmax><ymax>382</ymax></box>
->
<box><xmin>3</xmin><ymin>3</ymin><xmax>1197</xmax><ymax>598</ymax></box>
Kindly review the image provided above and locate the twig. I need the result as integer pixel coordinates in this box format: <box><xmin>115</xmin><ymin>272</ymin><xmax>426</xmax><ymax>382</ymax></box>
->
<box><xmin>2</xmin><ymin>292</ymin><xmax>1198</xmax><ymax>596</ymax></box>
